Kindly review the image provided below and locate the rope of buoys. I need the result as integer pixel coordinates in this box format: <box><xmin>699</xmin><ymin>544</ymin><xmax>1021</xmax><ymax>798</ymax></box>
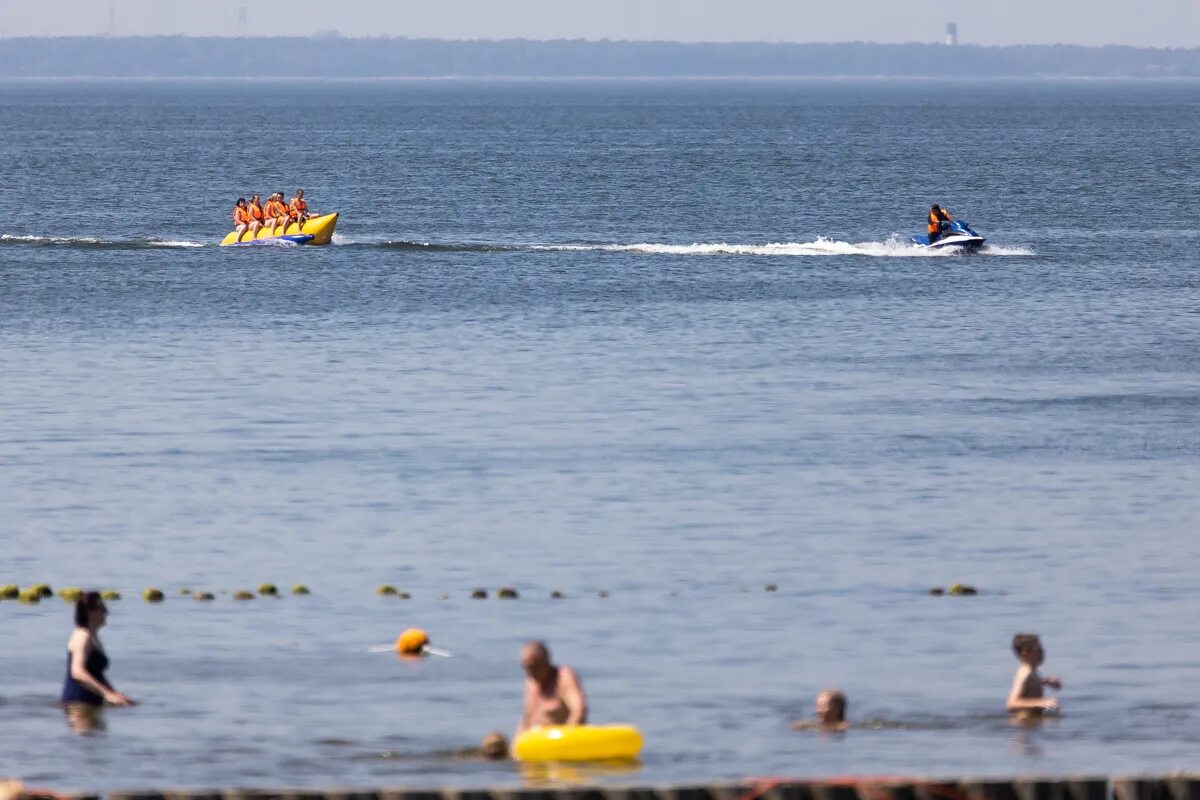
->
<box><xmin>0</xmin><ymin>581</ymin><xmax>999</xmax><ymax>606</ymax></box>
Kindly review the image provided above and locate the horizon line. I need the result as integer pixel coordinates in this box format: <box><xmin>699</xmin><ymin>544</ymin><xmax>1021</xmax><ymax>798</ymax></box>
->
<box><xmin>0</xmin><ymin>35</ymin><xmax>1196</xmax><ymax>51</ymax></box>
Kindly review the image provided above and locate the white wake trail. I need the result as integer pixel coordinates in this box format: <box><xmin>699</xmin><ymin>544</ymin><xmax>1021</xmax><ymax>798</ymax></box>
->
<box><xmin>533</xmin><ymin>236</ymin><xmax>1032</xmax><ymax>258</ymax></box>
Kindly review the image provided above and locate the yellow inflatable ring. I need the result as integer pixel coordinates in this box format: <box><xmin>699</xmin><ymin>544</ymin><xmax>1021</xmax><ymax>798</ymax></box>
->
<box><xmin>513</xmin><ymin>724</ymin><xmax>643</xmax><ymax>762</ymax></box>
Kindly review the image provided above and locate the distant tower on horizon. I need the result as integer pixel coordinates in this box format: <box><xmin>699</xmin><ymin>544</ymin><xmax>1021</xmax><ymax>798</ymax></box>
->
<box><xmin>238</xmin><ymin>3</ymin><xmax>248</xmax><ymax>37</ymax></box>
<box><xmin>945</xmin><ymin>22</ymin><xmax>958</xmax><ymax>46</ymax></box>
<box><xmin>107</xmin><ymin>3</ymin><xmax>116</xmax><ymax>37</ymax></box>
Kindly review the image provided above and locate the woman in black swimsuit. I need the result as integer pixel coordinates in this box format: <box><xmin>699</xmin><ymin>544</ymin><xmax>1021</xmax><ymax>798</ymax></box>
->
<box><xmin>61</xmin><ymin>591</ymin><xmax>134</xmax><ymax>730</ymax></box>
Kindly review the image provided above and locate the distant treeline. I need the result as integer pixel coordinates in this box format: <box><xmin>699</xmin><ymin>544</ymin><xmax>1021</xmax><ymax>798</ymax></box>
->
<box><xmin>1</xmin><ymin>37</ymin><xmax>1199</xmax><ymax>78</ymax></box>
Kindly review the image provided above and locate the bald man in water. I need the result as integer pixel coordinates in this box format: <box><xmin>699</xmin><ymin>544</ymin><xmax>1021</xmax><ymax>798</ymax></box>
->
<box><xmin>517</xmin><ymin>640</ymin><xmax>588</xmax><ymax>736</ymax></box>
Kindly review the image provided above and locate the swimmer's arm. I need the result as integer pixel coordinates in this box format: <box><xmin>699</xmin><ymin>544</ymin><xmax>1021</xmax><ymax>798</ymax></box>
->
<box><xmin>561</xmin><ymin>667</ymin><xmax>588</xmax><ymax>725</ymax></box>
<box><xmin>516</xmin><ymin>679</ymin><xmax>535</xmax><ymax>736</ymax></box>
<box><xmin>1006</xmin><ymin>667</ymin><xmax>1057</xmax><ymax>711</ymax></box>
<box><xmin>1042</xmin><ymin>675</ymin><xmax>1062</xmax><ymax>690</ymax></box>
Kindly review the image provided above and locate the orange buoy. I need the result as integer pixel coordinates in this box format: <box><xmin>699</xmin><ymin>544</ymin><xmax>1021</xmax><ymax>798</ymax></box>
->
<box><xmin>396</xmin><ymin>628</ymin><xmax>430</xmax><ymax>656</ymax></box>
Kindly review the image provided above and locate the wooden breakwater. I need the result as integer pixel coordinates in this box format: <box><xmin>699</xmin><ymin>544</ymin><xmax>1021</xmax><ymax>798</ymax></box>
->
<box><xmin>53</xmin><ymin>775</ymin><xmax>1200</xmax><ymax>800</ymax></box>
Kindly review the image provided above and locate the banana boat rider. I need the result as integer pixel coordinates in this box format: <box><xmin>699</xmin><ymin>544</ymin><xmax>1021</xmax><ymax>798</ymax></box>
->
<box><xmin>232</xmin><ymin>198</ymin><xmax>251</xmax><ymax>243</ymax></box>
<box><xmin>288</xmin><ymin>189</ymin><xmax>312</xmax><ymax>226</ymax></box>
<box><xmin>248</xmin><ymin>194</ymin><xmax>265</xmax><ymax>234</ymax></box>
<box><xmin>263</xmin><ymin>193</ymin><xmax>290</xmax><ymax>233</ymax></box>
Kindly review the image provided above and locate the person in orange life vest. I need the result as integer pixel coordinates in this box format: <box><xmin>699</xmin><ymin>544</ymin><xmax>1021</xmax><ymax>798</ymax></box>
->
<box><xmin>928</xmin><ymin>204</ymin><xmax>953</xmax><ymax>243</ymax></box>
<box><xmin>246</xmin><ymin>194</ymin><xmax>265</xmax><ymax>237</ymax></box>
<box><xmin>273</xmin><ymin>191</ymin><xmax>293</xmax><ymax>231</ymax></box>
<box><xmin>263</xmin><ymin>193</ymin><xmax>289</xmax><ymax>233</ymax></box>
<box><xmin>288</xmin><ymin>189</ymin><xmax>311</xmax><ymax>226</ymax></box>
<box><xmin>232</xmin><ymin>198</ymin><xmax>251</xmax><ymax>242</ymax></box>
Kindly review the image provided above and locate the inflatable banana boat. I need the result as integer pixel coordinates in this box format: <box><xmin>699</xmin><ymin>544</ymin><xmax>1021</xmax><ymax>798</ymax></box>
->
<box><xmin>219</xmin><ymin>213</ymin><xmax>338</xmax><ymax>246</ymax></box>
<box><xmin>513</xmin><ymin>725</ymin><xmax>643</xmax><ymax>762</ymax></box>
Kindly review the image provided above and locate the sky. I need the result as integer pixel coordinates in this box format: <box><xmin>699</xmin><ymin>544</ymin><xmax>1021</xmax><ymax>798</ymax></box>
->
<box><xmin>0</xmin><ymin>0</ymin><xmax>1197</xmax><ymax>48</ymax></box>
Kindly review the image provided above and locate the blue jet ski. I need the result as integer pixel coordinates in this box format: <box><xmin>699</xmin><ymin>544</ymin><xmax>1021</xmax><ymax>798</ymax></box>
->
<box><xmin>912</xmin><ymin>219</ymin><xmax>985</xmax><ymax>250</ymax></box>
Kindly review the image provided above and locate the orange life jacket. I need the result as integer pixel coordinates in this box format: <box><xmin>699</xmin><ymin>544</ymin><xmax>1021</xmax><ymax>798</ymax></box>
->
<box><xmin>271</xmin><ymin>200</ymin><xmax>288</xmax><ymax>218</ymax></box>
<box><xmin>233</xmin><ymin>206</ymin><xmax>249</xmax><ymax>225</ymax></box>
<box><xmin>290</xmin><ymin>197</ymin><xmax>307</xmax><ymax>215</ymax></box>
<box><xmin>928</xmin><ymin>208</ymin><xmax>951</xmax><ymax>235</ymax></box>
<box><xmin>249</xmin><ymin>203</ymin><xmax>264</xmax><ymax>222</ymax></box>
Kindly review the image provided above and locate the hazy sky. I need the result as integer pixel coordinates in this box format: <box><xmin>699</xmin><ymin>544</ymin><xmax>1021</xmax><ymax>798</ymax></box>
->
<box><xmin>1</xmin><ymin>0</ymin><xmax>1197</xmax><ymax>47</ymax></box>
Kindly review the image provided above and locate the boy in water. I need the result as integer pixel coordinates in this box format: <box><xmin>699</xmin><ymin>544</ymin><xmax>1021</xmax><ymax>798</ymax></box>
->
<box><xmin>1007</xmin><ymin>634</ymin><xmax>1062</xmax><ymax>715</ymax></box>
<box><xmin>791</xmin><ymin>689</ymin><xmax>850</xmax><ymax>731</ymax></box>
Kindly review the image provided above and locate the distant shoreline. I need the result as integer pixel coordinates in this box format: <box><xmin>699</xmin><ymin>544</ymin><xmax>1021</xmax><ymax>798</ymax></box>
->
<box><xmin>2</xmin><ymin>37</ymin><xmax>1198</xmax><ymax>79</ymax></box>
<box><xmin>4</xmin><ymin>75</ymin><xmax>1200</xmax><ymax>82</ymax></box>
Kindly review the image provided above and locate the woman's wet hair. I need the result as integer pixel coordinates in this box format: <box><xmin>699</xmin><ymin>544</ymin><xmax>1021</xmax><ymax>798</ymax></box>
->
<box><xmin>237</xmin><ymin>197</ymin><xmax>246</xmax><ymax>205</ymax></box>
<box><xmin>74</xmin><ymin>591</ymin><xmax>104</xmax><ymax>628</ymax></box>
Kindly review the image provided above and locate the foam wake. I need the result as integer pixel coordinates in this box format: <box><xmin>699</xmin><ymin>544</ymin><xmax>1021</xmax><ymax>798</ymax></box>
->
<box><xmin>0</xmin><ymin>234</ymin><xmax>204</xmax><ymax>249</ymax></box>
<box><xmin>2</xmin><ymin>232</ymin><xmax>1032</xmax><ymax>257</ymax></box>
<box><xmin>367</xmin><ymin>236</ymin><xmax>1032</xmax><ymax>257</ymax></box>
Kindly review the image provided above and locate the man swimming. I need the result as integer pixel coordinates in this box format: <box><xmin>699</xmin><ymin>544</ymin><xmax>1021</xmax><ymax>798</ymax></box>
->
<box><xmin>791</xmin><ymin>689</ymin><xmax>850</xmax><ymax>731</ymax></box>
<box><xmin>516</xmin><ymin>640</ymin><xmax>587</xmax><ymax>736</ymax></box>
<box><xmin>1007</xmin><ymin>633</ymin><xmax>1062</xmax><ymax>716</ymax></box>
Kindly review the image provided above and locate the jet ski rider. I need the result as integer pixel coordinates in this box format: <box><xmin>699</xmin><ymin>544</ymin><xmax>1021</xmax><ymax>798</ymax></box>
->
<box><xmin>928</xmin><ymin>204</ymin><xmax>954</xmax><ymax>243</ymax></box>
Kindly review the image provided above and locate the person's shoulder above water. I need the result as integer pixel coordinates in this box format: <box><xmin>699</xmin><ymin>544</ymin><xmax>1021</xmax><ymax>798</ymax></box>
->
<box><xmin>453</xmin><ymin>731</ymin><xmax>508</xmax><ymax>760</ymax></box>
<box><xmin>791</xmin><ymin>688</ymin><xmax>849</xmax><ymax>731</ymax></box>
<box><xmin>1007</xmin><ymin>633</ymin><xmax>1061</xmax><ymax>714</ymax></box>
<box><xmin>518</xmin><ymin>640</ymin><xmax>588</xmax><ymax>735</ymax></box>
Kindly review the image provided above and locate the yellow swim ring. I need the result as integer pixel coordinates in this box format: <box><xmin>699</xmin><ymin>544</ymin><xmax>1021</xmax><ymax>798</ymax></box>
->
<box><xmin>513</xmin><ymin>724</ymin><xmax>643</xmax><ymax>762</ymax></box>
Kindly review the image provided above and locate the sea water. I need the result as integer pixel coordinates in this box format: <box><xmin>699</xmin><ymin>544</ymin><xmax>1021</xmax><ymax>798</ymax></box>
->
<box><xmin>1</xmin><ymin>79</ymin><xmax>1198</xmax><ymax>790</ymax></box>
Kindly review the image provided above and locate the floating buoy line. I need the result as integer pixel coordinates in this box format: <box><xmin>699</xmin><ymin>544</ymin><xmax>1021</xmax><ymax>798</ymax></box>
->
<box><xmin>0</xmin><ymin>582</ymin><xmax>992</xmax><ymax>606</ymax></box>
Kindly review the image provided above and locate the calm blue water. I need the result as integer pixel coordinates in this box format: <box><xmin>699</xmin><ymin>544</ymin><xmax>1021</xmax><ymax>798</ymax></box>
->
<box><xmin>1</xmin><ymin>79</ymin><xmax>1199</xmax><ymax>791</ymax></box>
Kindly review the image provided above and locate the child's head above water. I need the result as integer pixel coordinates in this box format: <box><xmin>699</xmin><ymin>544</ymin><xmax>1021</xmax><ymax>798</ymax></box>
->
<box><xmin>480</xmin><ymin>731</ymin><xmax>509</xmax><ymax>760</ymax></box>
<box><xmin>1012</xmin><ymin>633</ymin><xmax>1044</xmax><ymax>665</ymax></box>
<box><xmin>816</xmin><ymin>689</ymin><xmax>847</xmax><ymax>724</ymax></box>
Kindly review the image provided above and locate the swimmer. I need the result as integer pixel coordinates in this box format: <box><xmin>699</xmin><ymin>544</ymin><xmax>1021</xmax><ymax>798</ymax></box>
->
<box><xmin>1007</xmin><ymin>633</ymin><xmax>1061</xmax><ymax>716</ymax></box>
<box><xmin>61</xmin><ymin>591</ymin><xmax>135</xmax><ymax>713</ymax></box>
<box><xmin>463</xmin><ymin>731</ymin><xmax>509</xmax><ymax>760</ymax></box>
<box><xmin>516</xmin><ymin>640</ymin><xmax>587</xmax><ymax>736</ymax></box>
<box><xmin>791</xmin><ymin>689</ymin><xmax>850</xmax><ymax>731</ymax></box>
<box><xmin>480</xmin><ymin>731</ymin><xmax>509</xmax><ymax>760</ymax></box>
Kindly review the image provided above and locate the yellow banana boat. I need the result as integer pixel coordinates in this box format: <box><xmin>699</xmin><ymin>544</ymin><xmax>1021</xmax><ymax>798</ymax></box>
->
<box><xmin>219</xmin><ymin>213</ymin><xmax>338</xmax><ymax>246</ymax></box>
<box><xmin>513</xmin><ymin>724</ymin><xmax>643</xmax><ymax>762</ymax></box>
